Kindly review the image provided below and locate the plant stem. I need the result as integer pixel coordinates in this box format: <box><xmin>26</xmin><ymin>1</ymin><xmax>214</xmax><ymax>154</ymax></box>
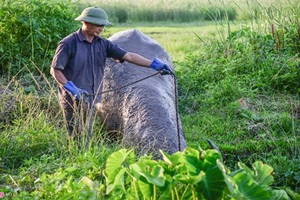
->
<box><xmin>132</xmin><ymin>180</ymin><xmax>140</xmax><ymax>200</ymax></box>
<box><xmin>191</xmin><ymin>185</ymin><xmax>196</xmax><ymax>200</ymax></box>
<box><xmin>153</xmin><ymin>185</ymin><xmax>156</xmax><ymax>200</ymax></box>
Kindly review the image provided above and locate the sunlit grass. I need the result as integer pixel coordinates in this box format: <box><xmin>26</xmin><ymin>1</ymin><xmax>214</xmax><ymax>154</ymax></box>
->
<box><xmin>107</xmin><ymin>21</ymin><xmax>240</xmax><ymax>63</ymax></box>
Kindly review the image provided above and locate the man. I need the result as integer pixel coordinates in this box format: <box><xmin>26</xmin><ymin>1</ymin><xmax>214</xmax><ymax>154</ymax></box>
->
<box><xmin>50</xmin><ymin>7</ymin><xmax>172</xmax><ymax>137</ymax></box>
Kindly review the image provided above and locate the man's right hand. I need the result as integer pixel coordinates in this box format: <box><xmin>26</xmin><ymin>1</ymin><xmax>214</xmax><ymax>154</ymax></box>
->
<box><xmin>63</xmin><ymin>81</ymin><xmax>88</xmax><ymax>100</ymax></box>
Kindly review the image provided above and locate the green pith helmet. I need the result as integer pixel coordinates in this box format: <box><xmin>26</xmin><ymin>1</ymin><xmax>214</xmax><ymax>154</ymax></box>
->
<box><xmin>75</xmin><ymin>7</ymin><xmax>112</xmax><ymax>26</ymax></box>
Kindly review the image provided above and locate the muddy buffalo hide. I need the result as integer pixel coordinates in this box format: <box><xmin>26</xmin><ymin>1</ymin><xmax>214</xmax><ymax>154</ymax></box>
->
<box><xmin>98</xmin><ymin>29</ymin><xmax>187</xmax><ymax>156</ymax></box>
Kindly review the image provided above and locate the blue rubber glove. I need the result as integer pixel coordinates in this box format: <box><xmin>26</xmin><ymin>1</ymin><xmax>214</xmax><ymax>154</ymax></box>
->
<box><xmin>150</xmin><ymin>58</ymin><xmax>173</xmax><ymax>75</ymax></box>
<box><xmin>63</xmin><ymin>81</ymin><xmax>88</xmax><ymax>100</ymax></box>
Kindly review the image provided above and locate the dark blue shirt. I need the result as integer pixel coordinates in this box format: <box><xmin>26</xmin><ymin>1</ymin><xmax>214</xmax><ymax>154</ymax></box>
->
<box><xmin>51</xmin><ymin>29</ymin><xmax>127</xmax><ymax>103</ymax></box>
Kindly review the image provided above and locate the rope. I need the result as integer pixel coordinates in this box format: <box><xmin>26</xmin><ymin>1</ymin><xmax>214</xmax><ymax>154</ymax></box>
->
<box><xmin>173</xmin><ymin>74</ymin><xmax>181</xmax><ymax>151</ymax></box>
<box><xmin>87</xmin><ymin>71</ymin><xmax>161</xmax><ymax>96</ymax></box>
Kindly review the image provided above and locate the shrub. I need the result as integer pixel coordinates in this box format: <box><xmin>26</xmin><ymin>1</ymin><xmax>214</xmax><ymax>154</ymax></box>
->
<box><xmin>178</xmin><ymin>22</ymin><xmax>300</xmax><ymax>110</ymax></box>
<box><xmin>0</xmin><ymin>0</ymin><xmax>79</xmax><ymax>77</ymax></box>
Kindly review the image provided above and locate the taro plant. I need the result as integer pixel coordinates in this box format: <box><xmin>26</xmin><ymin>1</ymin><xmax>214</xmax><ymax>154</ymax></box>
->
<box><xmin>103</xmin><ymin>148</ymin><xmax>295</xmax><ymax>199</ymax></box>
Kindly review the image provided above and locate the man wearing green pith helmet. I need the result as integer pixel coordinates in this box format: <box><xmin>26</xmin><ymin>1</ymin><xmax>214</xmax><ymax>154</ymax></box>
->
<box><xmin>50</xmin><ymin>7</ymin><xmax>173</xmax><ymax>137</ymax></box>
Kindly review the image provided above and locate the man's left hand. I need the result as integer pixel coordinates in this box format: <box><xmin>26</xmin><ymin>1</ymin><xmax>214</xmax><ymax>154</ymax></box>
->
<box><xmin>150</xmin><ymin>58</ymin><xmax>173</xmax><ymax>75</ymax></box>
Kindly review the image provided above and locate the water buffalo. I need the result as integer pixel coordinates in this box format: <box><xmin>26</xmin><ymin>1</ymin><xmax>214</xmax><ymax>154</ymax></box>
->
<box><xmin>97</xmin><ymin>29</ymin><xmax>187</xmax><ymax>157</ymax></box>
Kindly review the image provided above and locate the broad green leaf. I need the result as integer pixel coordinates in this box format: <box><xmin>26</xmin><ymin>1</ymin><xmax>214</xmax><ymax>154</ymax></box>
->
<box><xmin>104</xmin><ymin>149</ymin><xmax>133</xmax><ymax>184</ymax></box>
<box><xmin>173</xmin><ymin>171</ymin><xmax>205</xmax><ymax>184</ymax></box>
<box><xmin>286</xmin><ymin>188</ymin><xmax>300</xmax><ymax>200</ymax></box>
<box><xmin>220</xmin><ymin>160</ymin><xmax>277</xmax><ymax>200</ymax></box>
<box><xmin>252</xmin><ymin>161</ymin><xmax>274</xmax><ymax>186</ymax></box>
<box><xmin>130</xmin><ymin>162</ymin><xmax>166</xmax><ymax>187</ymax></box>
<box><xmin>198</xmin><ymin>165</ymin><xmax>226</xmax><ymax>200</ymax></box>
<box><xmin>185</xmin><ymin>155</ymin><xmax>201</xmax><ymax>175</ymax></box>
<box><xmin>184</xmin><ymin>147</ymin><xmax>201</xmax><ymax>158</ymax></box>
<box><xmin>231</xmin><ymin>170</ymin><xmax>273</xmax><ymax>200</ymax></box>
<box><xmin>183</xmin><ymin>148</ymin><xmax>203</xmax><ymax>175</ymax></box>
<box><xmin>160</xmin><ymin>150</ymin><xmax>183</xmax><ymax>167</ymax></box>
<box><xmin>106</xmin><ymin>167</ymin><xmax>127</xmax><ymax>194</ymax></box>
<box><xmin>138</xmin><ymin>179</ymin><xmax>153</xmax><ymax>198</ymax></box>
<box><xmin>150</xmin><ymin>166</ymin><xmax>166</xmax><ymax>186</ymax></box>
<box><xmin>114</xmin><ymin>168</ymin><xmax>127</xmax><ymax>191</ymax></box>
<box><xmin>272</xmin><ymin>189</ymin><xmax>291</xmax><ymax>200</ymax></box>
<box><xmin>217</xmin><ymin>160</ymin><xmax>237</xmax><ymax>194</ymax></box>
<box><xmin>202</xmin><ymin>149</ymin><xmax>222</xmax><ymax>170</ymax></box>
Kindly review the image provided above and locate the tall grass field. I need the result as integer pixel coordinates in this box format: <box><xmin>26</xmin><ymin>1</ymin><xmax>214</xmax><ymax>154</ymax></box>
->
<box><xmin>0</xmin><ymin>0</ymin><xmax>300</xmax><ymax>199</ymax></box>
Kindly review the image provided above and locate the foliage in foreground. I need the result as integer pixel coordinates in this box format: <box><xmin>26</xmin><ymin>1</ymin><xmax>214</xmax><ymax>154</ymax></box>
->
<box><xmin>102</xmin><ymin>148</ymin><xmax>295</xmax><ymax>200</ymax></box>
<box><xmin>5</xmin><ymin>148</ymin><xmax>298</xmax><ymax>200</ymax></box>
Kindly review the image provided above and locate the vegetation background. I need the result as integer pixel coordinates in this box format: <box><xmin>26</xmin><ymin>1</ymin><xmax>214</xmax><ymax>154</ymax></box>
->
<box><xmin>0</xmin><ymin>0</ymin><xmax>299</xmax><ymax>199</ymax></box>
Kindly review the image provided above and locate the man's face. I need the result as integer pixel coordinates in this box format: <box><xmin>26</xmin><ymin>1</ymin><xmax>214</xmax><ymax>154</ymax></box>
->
<box><xmin>86</xmin><ymin>22</ymin><xmax>105</xmax><ymax>36</ymax></box>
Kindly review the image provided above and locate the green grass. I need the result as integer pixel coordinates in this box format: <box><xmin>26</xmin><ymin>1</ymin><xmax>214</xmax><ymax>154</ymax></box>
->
<box><xmin>78</xmin><ymin>0</ymin><xmax>299</xmax><ymax>24</ymax></box>
<box><xmin>106</xmin><ymin>21</ymin><xmax>239</xmax><ymax>63</ymax></box>
<box><xmin>1</xmin><ymin>0</ymin><xmax>300</xmax><ymax>198</ymax></box>
<box><xmin>78</xmin><ymin>0</ymin><xmax>239</xmax><ymax>22</ymax></box>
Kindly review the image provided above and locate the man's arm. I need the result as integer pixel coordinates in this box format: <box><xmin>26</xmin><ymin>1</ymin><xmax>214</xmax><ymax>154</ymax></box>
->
<box><xmin>122</xmin><ymin>52</ymin><xmax>173</xmax><ymax>75</ymax></box>
<box><xmin>50</xmin><ymin>67</ymin><xmax>68</xmax><ymax>86</ymax></box>
<box><xmin>122</xmin><ymin>52</ymin><xmax>152</xmax><ymax>67</ymax></box>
